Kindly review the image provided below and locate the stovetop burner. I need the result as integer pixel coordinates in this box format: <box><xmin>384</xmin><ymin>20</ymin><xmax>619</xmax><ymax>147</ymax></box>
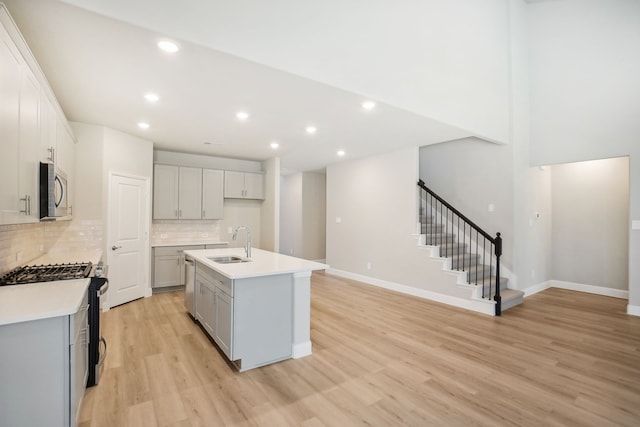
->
<box><xmin>0</xmin><ymin>262</ymin><xmax>93</xmax><ymax>286</ymax></box>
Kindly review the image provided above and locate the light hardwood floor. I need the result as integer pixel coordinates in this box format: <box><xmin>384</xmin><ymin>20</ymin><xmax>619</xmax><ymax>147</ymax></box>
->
<box><xmin>78</xmin><ymin>272</ymin><xmax>640</xmax><ymax>427</ymax></box>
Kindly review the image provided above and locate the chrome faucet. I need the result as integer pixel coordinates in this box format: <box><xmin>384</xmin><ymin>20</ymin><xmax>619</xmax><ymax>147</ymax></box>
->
<box><xmin>232</xmin><ymin>225</ymin><xmax>251</xmax><ymax>258</ymax></box>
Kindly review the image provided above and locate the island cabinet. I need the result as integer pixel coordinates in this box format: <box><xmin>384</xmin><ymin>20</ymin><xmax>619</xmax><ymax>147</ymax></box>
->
<box><xmin>194</xmin><ymin>261</ymin><xmax>293</xmax><ymax>371</ymax></box>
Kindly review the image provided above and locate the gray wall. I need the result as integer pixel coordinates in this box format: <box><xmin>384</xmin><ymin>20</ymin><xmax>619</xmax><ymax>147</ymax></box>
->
<box><xmin>551</xmin><ymin>157</ymin><xmax>629</xmax><ymax>289</ymax></box>
<box><xmin>419</xmin><ymin>137</ymin><xmax>515</xmax><ymax>268</ymax></box>
<box><xmin>301</xmin><ymin>172</ymin><xmax>326</xmax><ymax>261</ymax></box>
<box><xmin>528</xmin><ymin>0</ymin><xmax>640</xmax><ymax>309</ymax></box>
<box><xmin>280</xmin><ymin>171</ymin><xmax>326</xmax><ymax>260</ymax></box>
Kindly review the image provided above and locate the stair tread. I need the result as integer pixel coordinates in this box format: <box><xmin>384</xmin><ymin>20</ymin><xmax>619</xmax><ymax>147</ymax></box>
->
<box><xmin>501</xmin><ymin>289</ymin><xmax>524</xmax><ymax>299</ymax></box>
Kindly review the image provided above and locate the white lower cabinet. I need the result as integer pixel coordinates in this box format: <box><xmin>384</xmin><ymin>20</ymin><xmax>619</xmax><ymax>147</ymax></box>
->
<box><xmin>193</xmin><ymin>262</ymin><xmax>293</xmax><ymax>371</ymax></box>
<box><xmin>153</xmin><ymin>245</ymin><xmax>203</xmax><ymax>289</ymax></box>
<box><xmin>195</xmin><ymin>270</ymin><xmax>216</xmax><ymax>336</ymax></box>
<box><xmin>0</xmin><ymin>292</ymin><xmax>89</xmax><ymax>427</ymax></box>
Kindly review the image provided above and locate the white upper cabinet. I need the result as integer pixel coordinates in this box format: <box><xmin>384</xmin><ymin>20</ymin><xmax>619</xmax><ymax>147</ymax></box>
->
<box><xmin>153</xmin><ymin>165</ymin><xmax>220</xmax><ymax>220</ymax></box>
<box><xmin>202</xmin><ymin>168</ymin><xmax>224</xmax><ymax>220</ymax></box>
<box><xmin>18</xmin><ymin>69</ymin><xmax>39</xmax><ymax>222</ymax></box>
<box><xmin>153</xmin><ymin>164</ymin><xmax>180</xmax><ymax>219</ymax></box>
<box><xmin>0</xmin><ymin>6</ymin><xmax>76</xmax><ymax>224</ymax></box>
<box><xmin>0</xmin><ymin>23</ymin><xmax>39</xmax><ymax>224</ymax></box>
<box><xmin>38</xmin><ymin>94</ymin><xmax>56</xmax><ymax>163</ymax></box>
<box><xmin>178</xmin><ymin>166</ymin><xmax>202</xmax><ymax>219</ymax></box>
<box><xmin>224</xmin><ymin>171</ymin><xmax>264</xmax><ymax>200</ymax></box>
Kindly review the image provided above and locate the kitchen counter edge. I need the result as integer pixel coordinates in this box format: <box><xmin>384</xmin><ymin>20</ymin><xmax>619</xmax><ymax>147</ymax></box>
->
<box><xmin>184</xmin><ymin>248</ymin><xmax>328</xmax><ymax>280</ymax></box>
<box><xmin>0</xmin><ymin>278</ymin><xmax>90</xmax><ymax>326</ymax></box>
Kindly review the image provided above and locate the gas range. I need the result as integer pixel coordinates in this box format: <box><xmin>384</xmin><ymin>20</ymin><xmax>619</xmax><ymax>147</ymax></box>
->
<box><xmin>0</xmin><ymin>262</ymin><xmax>93</xmax><ymax>286</ymax></box>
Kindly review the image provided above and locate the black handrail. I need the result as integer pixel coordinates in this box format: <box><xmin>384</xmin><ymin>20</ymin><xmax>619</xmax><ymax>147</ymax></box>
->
<box><xmin>417</xmin><ymin>180</ymin><xmax>503</xmax><ymax>316</ymax></box>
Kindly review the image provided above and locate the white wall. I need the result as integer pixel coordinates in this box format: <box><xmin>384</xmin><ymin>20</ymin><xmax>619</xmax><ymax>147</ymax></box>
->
<box><xmin>510</xmin><ymin>0</ymin><xmax>553</xmax><ymax>292</ymax></box>
<box><xmin>260</xmin><ymin>157</ymin><xmax>279</xmax><ymax>252</ymax></box>
<box><xmin>528</xmin><ymin>0</ymin><xmax>640</xmax><ymax>310</ymax></box>
<box><xmin>71</xmin><ymin>122</ymin><xmax>104</xmax><ymax>221</ymax></box>
<box><xmin>551</xmin><ymin>157</ymin><xmax>629</xmax><ymax>290</ymax></box>
<box><xmin>327</xmin><ymin>148</ymin><xmax>419</xmax><ymax>280</ymax></box>
<box><xmin>419</xmin><ymin>138</ymin><xmax>515</xmax><ymax>268</ymax></box>
<box><xmin>279</xmin><ymin>171</ymin><xmax>326</xmax><ymax>260</ymax></box>
<box><xmin>301</xmin><ymin>172</ymin><xmax>326</xmax><ymax>261</ymax></box>
<box><xmin>279</xmin><ymin>173</ymin><xmax>302</xmax><ymax>257</ymax></box>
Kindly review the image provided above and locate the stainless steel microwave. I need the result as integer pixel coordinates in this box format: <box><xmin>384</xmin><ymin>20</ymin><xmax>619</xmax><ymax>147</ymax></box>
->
<box><xmin>39</xmin><ymin>162</ymin><xmax>68</xmax><ymax>220</ymax></box>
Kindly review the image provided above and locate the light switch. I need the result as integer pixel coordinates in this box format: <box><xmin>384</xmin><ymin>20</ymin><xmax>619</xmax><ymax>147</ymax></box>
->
<box><xmin>633</xmin><ymin>220</ymin><xmax>640</xmax><ymax>230</ymax></box>
<box><xmin>488</xmin><ymin>204</ymin><xmax>495</xmax><ymax>212</ymax></box>
<box><xmin>336</xmin><ymin>217</ymin><xmax>342</xmax><ymax>223</ymax></box>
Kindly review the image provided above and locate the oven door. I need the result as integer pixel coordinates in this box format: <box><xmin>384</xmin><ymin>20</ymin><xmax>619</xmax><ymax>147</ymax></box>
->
<box><xmin>87</xmin><ymin>277</ymin><xmax>108</xmax><ymax>387</ymax></box>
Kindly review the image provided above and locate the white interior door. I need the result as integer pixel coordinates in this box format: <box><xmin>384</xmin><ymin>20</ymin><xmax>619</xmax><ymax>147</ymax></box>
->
<box><xmin>107</xmin><ymin>173</ymin><xmax>150</xmax><ymax>308</ymax></box>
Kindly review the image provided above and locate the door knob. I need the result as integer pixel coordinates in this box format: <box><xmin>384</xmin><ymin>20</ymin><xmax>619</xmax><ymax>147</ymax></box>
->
<box><xmin>111</xmin><ymin>245</ymin><xmax>122</xmax><ymax>251</ymax></box>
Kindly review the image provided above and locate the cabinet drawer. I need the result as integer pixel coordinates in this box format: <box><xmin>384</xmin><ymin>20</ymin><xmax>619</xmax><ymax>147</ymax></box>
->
<box><xmin>196</xmin><ymin>263</ymin><xmax>233</xmax><ymax>297</ymax></box>
<box><xmin>154</xmin><ymin>244</ymin><xmax>204</xmax><ymax>256</ymax></box>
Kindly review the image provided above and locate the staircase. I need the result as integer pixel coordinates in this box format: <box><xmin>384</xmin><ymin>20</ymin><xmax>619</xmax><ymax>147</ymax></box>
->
<box><xmin>418</xmin><ymin>180</ymin><xmax>524</xmax><ymax>315</ymax></box>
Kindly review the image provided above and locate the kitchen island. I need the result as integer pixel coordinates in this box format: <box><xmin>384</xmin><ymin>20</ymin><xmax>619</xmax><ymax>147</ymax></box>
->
<box><xmin>184</xmin><ymin>248</ymin><xmax>327</xmax><ymax>371</ymax></box>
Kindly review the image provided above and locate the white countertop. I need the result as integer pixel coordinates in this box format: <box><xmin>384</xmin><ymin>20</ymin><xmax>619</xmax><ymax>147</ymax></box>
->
<box><xmin>0</xmin><ymin>279</ymin><xmax>90</xmax><ymax>326</ymax></box>
<box><xmin>151</xmin><ymin>240</ymin><xmax>228</xmax><ymax>247</ymax></box>
<box><xmin>184</xmin><ymin>248</ymin><xmax>328</xmax><ymax>279</ymax></box>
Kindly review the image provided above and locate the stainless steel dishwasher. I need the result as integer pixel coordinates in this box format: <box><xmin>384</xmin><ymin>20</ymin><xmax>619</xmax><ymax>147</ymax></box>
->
<box><xmin>184</xmin><ymin>256</ymin><xmax>196</xmax><ymax>317</ymax></box>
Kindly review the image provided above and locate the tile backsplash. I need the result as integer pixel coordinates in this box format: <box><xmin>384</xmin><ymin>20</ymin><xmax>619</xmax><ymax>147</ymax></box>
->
<box><xmin>0</xmin><ymin>219</ymin><xmax>103</xmax><ymax>275</ymax></box>
<box><xmin>151</xmin><ymin>220</ymin><xmax>222</xmax><ymax>243</ymax></box>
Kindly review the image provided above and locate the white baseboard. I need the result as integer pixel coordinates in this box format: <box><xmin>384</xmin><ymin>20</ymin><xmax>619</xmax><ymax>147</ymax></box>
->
<box><xmin>522</xmin><ymin>281</ymin><xmax>551</xmax><ymax>297</ymax></box>
<box><xmin>292</xmin><ymin>341</ymin><xmax>312</xmax><ymax>358</ymax></box>
<box><xmin>326</xmin><ymin>268</ymin><xmax>495</xmax><ymax>316</ymax></box>
<box><xmin>627</xmin><ymin>305</ymin><xmax>640</xmax><ymax>317</ymax></box>
<box><xmin>550</xmin><ymin>280</ymin><xmax>629</xmax><ymax>299</ymax></box>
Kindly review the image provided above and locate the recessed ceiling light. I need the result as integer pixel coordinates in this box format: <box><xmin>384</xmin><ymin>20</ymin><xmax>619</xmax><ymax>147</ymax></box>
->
<box><xmin>236</xmin><ymin>111</ymin><xmax>249</xmax><ymax>121</ymax></box>
<box><xmin>144</xmin><ymin>93</ymin><xmax>159</xmax><ymax>102</ymax></box>
<box><xmin>157</xmin><ymin>40</ymin><xmax>179</xmax><ymax>53</ymax></box>
<box><xmin>137</xmin><ymin>122</ymin><xmax>150</xmax><ymax>129</ymax></box>
<box><xmin>337</xmin><ymin>150</ymin><xmax>346</xmax><ymax>156</ymax></box>
<box><xmin>270</xmin><ymin>142</ymin><xmax>279</xmax><ymax>149</ymax></box>
<box><xmin>305</xmin><ymin>126</ymin><xmax>317</xmax><ymax>134</ymax></box>
<box><xmin>362</xmin><ymin>101</ymin><xmax>376</xmax><ymax>110</ymax></box>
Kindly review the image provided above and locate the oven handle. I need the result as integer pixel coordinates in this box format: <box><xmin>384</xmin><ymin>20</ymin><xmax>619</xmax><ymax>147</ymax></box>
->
<box><xmin>98</xmin><ymin>337</ymin><xmax>107</xmax><ymax>367</ymax></box>
<box><xmin>97</xmin><ymin>278</ymin><xmax>109</xmax><ymax>297</ymax></box>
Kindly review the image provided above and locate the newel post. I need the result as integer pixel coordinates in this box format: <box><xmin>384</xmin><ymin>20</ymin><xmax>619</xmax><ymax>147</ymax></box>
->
<box><xmin>494</xmin><ymin>232</ymin><xmax>502</xmax><ymax>316</ymax></box>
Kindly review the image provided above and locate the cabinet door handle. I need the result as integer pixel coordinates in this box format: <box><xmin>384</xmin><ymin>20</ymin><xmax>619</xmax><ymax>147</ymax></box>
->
<box><xmin>19</xmin><ymin>195</ymin><xmax>29</xmax><ymax>215</ymax></box>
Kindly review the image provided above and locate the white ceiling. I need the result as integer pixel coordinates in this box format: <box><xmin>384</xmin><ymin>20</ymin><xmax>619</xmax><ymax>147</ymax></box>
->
<box><xmin>5</xmin><ymin>0</ymin><xmax>472</xmax><ymax>174</ymax></box>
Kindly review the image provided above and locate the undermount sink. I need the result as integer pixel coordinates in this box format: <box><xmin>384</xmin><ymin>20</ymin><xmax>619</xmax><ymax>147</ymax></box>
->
<box><xmin>208</xmin><ymin>256</ymin><xmax>252</xmax><ymax>264</ymax></box>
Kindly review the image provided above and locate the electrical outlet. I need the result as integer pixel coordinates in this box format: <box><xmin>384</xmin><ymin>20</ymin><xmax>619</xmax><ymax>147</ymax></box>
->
<box><xmin>488</xmin><ymin>204</ymin><xmax>495</xmax><ymax>212</ymax></box>
<box><xmin>367</xmin><ymin>262</ymin><xmax>372</xmax><ymax>270</ymax></box>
